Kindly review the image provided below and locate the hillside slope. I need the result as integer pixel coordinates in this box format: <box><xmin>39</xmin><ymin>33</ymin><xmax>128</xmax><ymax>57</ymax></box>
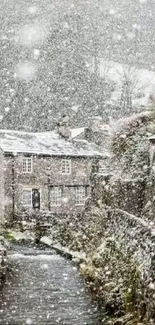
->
<box><xmin>0</xmin><ymin>0</ymin><xmax>155</xmax><ymax>130</ymax></box>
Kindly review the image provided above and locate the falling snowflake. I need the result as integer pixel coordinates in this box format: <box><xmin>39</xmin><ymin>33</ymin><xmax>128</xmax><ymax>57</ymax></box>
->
<box><xmin>15</xmin><ymin>23</ymin><xmax>48</xmax><ymax>47</ymax></box>
<box><xmin>109</xmin><ymin>9</ymin><xmax>116</xmax><ymax>15</ymax></box>
<box><xmin>4</xmin><ymin>107</ymin><xmax>10</xmax><ymax>113</ymax></box>
<box><xmin>26</xmin><ymin>318</ymin><xmax>33</xmax><ymax>325</ymax></box>
<box><xmin>139</xmin><ymin>0</ymin><xmax>147</xmax><ymax>3</ymax></box>
<box><xmin>62</xmin><ymin>197</ymin><xmax>69</xmax><ymax>203</ymax></box>
<box><xmin>15</xmin><ymin>61</ymin><xmax>37</xmax><ymax>81</ymax></box>
<box><xmin>34</xmin><ymin>49</ymin><xmax>40</xmax><ymax>59</ymax></box>
<box><xmin>42</xmin><ymin>264</ymin><xmax>48</xmax><ymax>269</ymax></box>
<box><xmin>28</xmin><ymin>6</ymin><xmax>38</xmax><ymax>14</ymax></box>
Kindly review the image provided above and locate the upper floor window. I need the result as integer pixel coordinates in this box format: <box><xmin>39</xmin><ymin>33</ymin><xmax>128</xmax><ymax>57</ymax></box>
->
<box><xmin>50</xmin><ymin>186</ymin><xmax>62</xmax><ymax>206</ymax></box>
<box><xmin>61</xmin><ymin>159</ymin><xmax>71</xmax><ymax>174</ymax></box>
<box><xmin>75</xmin><ymin>186</ymin><xmax>86</xmax><ymax>206</ymax></box>
<box><xmin>23</xmin><ymin>157</ymin><xmax>32</xmax><ymax>173</ymax></box>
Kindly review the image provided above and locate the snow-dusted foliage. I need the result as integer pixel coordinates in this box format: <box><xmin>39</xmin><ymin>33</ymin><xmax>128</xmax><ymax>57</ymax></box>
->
<box><xmin>79</xmin><ymin>205</ymin><xmax>155</xmax><ymax>323</ymax></box>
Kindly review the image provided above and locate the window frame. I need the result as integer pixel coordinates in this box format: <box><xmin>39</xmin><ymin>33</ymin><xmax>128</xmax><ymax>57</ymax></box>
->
<box><xmin>75</xmin><ymin>186</ymin><xmax>86</xmax><ymax>206</ymax></box>
<box><xmin>61</xmin><ymin>159</ymin><xmax>71</xmax><ymax>175</ymax></box>
<box><xmin>22</xmin><ymin>157</ymin><xmax>33</xmax><ymax>173</ymax></box>
<box><xmin>22</xmin><ymin>188</ymin><xmax>32</xmax><ymax>207</ymax></box>
<box><xmin>50</xmin><ymin>186</ymin><xmax>63</xmax><ymax>207</ymax></box>
<box><xmin>22</xmin><ymin>188</ymin><xmax>41</xmax><ymax>209</ymax></box>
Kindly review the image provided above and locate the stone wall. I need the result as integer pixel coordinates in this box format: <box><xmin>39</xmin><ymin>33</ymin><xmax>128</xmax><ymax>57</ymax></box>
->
<box><xmin>101</xmin><ymin>208</ymin><xmax>154</xmax><ymax>277</ymax></box>
<box><xmin>79</xmin><ymin>206</ymin><xmax>155</xmax><ymax>324</ymax></box>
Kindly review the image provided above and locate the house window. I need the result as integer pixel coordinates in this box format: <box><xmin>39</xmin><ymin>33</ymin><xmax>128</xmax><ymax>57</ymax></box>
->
<box><xmin>91</xmin><ymin>160</ymin><xmax>99</xmax><ymax>173</ymax></box>
<box><xmin>22</xmin><ymin>189</ymin><xmax>32</xmax><ymax>207</ymax></box>
<box><xmin>23</xmin><ymin>157</ymin><xmax>32</xmax><ymax>173</ymax></box>
<box><xmin>61</xmin><ymin>159</ymin><xmax>71</xmax><ymax>174</ymax></box>
<box><xmin>75</xmin><ymin>186</ymin><xmax>86</xmax><ymax>206</ymax></box>
<box><xmin>50</xmin><ymin>186</ymin><xmax>62</xmax><ymax>206</ymax></box>
<box><xmin>22</xmin><ymin>188</ymin><xmax>40</xmax><ymax>209</ymax></box>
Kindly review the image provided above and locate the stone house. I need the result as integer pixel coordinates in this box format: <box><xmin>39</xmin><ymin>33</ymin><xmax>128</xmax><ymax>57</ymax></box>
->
<box><xmin>0</xmin><ymin>127</ymin><xmax>109</xmax><ymax>224</ymax></box>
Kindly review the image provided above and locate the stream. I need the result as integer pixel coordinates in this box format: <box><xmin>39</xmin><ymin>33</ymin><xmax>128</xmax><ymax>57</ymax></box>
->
<box><xmin>0</xmin><ymin>245</ymin><xmax>104</xmax><ymax>324</ymax></box>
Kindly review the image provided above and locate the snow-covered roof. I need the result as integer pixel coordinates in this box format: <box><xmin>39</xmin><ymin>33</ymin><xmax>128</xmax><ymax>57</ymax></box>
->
<box><xmin>0</xmin><ymin>129</ymin><xmax>109</xmax><ymax>158</ymax></box>
<box><xmin>71</xmin><ymin>128</ymin><xmax>85</xmax><ymax>139</ymax></box>
<box><xmin>149</xmin><ymin>135</ymin><xmax>155</xmax><ymax>141</ymax></box>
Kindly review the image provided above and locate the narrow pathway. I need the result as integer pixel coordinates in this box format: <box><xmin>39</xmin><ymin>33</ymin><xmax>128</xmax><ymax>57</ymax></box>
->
<box><xmin>0</xmin><ymin>245</ymin><xmax>103</xmax><ymax>324</ymax></box>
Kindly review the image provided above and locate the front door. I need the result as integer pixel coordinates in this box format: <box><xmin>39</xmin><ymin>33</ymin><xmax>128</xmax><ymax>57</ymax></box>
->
<box><xmin>32</xmin><ymin>189</ymin><xmax>40</xmax><ymax>210</ymax></box>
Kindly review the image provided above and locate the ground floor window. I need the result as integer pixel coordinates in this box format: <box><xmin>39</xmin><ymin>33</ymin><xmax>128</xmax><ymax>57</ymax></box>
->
<box><xmin>23</xmin><ymin>189</ymin><xmax>32</xmax><ymax>207</ymax></box>
<box><xmin>50</xmin><ymin>186</ymin><xmax>62</xmax><ymax>206</ymax></box>
<box><xmin>75</xmin><ymin>186</ymin><xmax>86</xmax><ymax>206</ymax></box>
<box><xmin>22</xmin><ymin>188</ymin><xmax>40</xmax><ymax>209</ymax></box>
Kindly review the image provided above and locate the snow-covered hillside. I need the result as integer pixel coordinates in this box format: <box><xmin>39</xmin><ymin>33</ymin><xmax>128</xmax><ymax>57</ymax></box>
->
<box><xmin>92</xmin><ymin>59</ymin><xmax>155</xmax><ymax>110</ymax></box>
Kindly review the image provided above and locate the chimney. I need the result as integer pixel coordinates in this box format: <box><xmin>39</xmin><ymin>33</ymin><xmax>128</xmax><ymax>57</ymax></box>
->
<box><xmin>84</xmin><ymin>116</ymin><xmax>103</xmax><ymax>145</ymax></box>
<box><xmin>57</xmin><ymin>114</ymin><xmax>71</xmax><ymax>139</ymax></box>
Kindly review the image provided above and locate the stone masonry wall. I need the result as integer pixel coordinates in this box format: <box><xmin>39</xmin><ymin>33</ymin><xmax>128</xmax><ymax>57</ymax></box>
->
<box><xmin>103</xmin><ymin>208</ymin><xmax>155</xmax><ymax>277</ymax></box>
